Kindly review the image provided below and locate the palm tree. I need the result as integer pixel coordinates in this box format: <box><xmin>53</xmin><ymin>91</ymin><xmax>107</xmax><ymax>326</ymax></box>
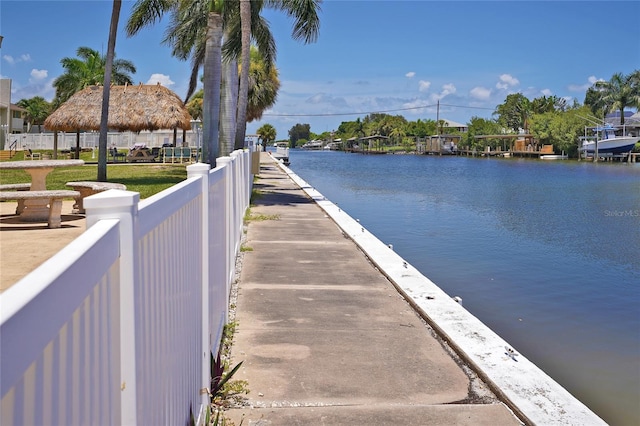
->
<box><xmin>245</xmin><ymin>46</ymin><xmax>280</xmax><ymax>122</ymax></box>
<box><xmin>593</xmin><ymin>72</ymin><xmax>637</xmax><ymax>125</ymax></box>
<box><xmin>97</xmin><ymin>0</ymin><xmax>122</xmax><ymax>182</ymax></box>
<box><xmin>235</xmin><ymin>0</ymin><xmax>252</xmax><ymax>151</ymax></box>
<box><xmin>52</xmin><ymin>46</ymin><xmax>136</xmax><ymax>105</ymax></box>
<box><xmin>628</xmin><ymin>70</ymin><xmax>640</xmax><ymax>109</ymax></box>
<box><xmin>186</xmin><ymin>90</ymin><xmax>204</xmax><ymax>120</ymax></box>
<box><xmin>16</xmin><ymin>96</ymin><xmax>51</xmax><ymax>133</ymax></box>
<box><xmin>234</xmin><ymin>0</ymin><xmax>321</xmax><ymax>150</ymax></box>
<box><xmin>257</xmin><ymin>123</ymin><xmax>276</xmax><ymax>146</ymax></box>
<box><xmin>127</xmin><ymin>0</ymin><xmax>320</xmax><ymax>163</ymax></box>
<box><xmin>187</xmin><ymin>47</ymin><xmax>279</xmax><ymax>123</ymax></box>
<box><xmin>389</xmin><ymin>127</ymin><xmax>406</xmax><ymax>146</ymax></box>
<box><xmin>129</xmin><ymin>0</ymin><xmax>229</xmax><ymax>165</ymax></box>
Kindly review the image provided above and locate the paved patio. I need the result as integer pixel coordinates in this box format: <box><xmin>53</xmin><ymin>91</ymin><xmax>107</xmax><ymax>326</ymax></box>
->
<box><xmin>0</xmin><ymin>200</ymin><xmax>85</xmax><ymax>291</ymax></box>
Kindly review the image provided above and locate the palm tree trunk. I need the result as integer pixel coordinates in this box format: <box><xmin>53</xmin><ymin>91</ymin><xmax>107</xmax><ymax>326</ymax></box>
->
<box><xmin>234</xmin><ymin>0</ymin><xmax>251</xmax><ymax>150</ymax></box>
<box><xmin>98</xmin><ymin>0</ymin><xmax>121</xmax><ymax>181</ymax></box>
<box><xmin>220</xmin><ymin>59</ymin><xmax>238</xmax><ymax>157</ymax></box>
<box><xmin>203</xmin><ymin>10</ymin><xmax>223</xmax><ymax>166</ymax></box>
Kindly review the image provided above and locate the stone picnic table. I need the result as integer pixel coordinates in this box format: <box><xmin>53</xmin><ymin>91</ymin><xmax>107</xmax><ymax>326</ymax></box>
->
<box><xmin>0</xmin><ymin>159</ymin><xmax>84</xmax><ymax>221</ymax></box>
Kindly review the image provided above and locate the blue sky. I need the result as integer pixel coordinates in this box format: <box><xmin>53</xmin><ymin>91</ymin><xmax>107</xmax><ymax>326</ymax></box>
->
<box><xmin>1</xmin><ymin>1</ymin><xmax>639</xmax><ymax>140</ymax></box>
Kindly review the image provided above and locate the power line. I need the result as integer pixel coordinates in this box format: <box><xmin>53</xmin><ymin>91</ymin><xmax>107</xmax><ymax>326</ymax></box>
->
<box><xmin>262</xmin><ymin>102</ymin><xmax>495</xmax><ymax>118</ymax></box>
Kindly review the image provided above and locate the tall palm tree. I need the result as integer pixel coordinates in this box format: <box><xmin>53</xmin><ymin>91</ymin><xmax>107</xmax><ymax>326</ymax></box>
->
<box><xmin>127</xmin><ymin>0</ymin><xmax>320</xmax><ymax>162</ymax></box>
<box><xmin>52</xmin><ymin>46</ymin><xmax>136</xmax><ymax>105</ymax></box>
<box><xmin>234</xmin><ymin>0</ymin><xmax>321</xmax><ymax>150</ymax></box>
<box><xmin>187</xmin><ymin>47</ymin><xmax>279</xmax><ymax>124</ymax></box>
<box><xmin>97</xmin><ymin>0</ymin><xmax>122</xmax><ymax>182</ymax></box>
<box><xmin>235</xmin><ymin>0</ymin><xmax>252</xmax><ymax>150</ymax></box>
<box><xmin>219</xmin><ymin>53</ymin><xmax>238</xmax><ymax>157</ymax></box>
<box><xmin>128</xmin><ymin>0</ymin><xmax>226</xmax><ymax>165</ymax></box>
<box><xmin>594</xmin><ymin>72</ymin><xmax>637</xmax><ymax>125</ymax></box>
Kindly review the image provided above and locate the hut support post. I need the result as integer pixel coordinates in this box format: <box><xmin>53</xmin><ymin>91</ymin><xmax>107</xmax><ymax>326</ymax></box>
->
<box><xmin>53</xmin><ymin>132</ymin><xmax>58</xmax><ymax>159</ymax></box>
<box><xmin>75</xmin><ymin>131</ymin><xmax>80</xmax><ymax>159</ymax></box>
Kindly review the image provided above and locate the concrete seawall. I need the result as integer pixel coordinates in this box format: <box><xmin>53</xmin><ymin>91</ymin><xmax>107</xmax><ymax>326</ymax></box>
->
<box><xmin>279</xmin><ymin>157</ymin><xmax>606</xmax><ymax>425</ymax></box>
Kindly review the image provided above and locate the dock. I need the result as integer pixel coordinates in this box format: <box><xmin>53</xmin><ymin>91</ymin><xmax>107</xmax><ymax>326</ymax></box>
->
<box><xmin>271</xmin><ymin>144</ymin><xmax>290</xmax><ymax>165</ymax></box>
<box><xmin>226</xmin><ymin>153</ymin><xmax>606</xmax><ymax>425</ymax></box>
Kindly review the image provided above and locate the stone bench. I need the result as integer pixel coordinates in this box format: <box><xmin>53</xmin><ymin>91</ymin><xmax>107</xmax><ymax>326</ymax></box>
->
<box><xmin>0</xmin><ymin>183</ymin><xmax>31</xmax><ymax>214</ymax></box>
<box><xmin>65</xmin><ymin>181</ymin><xmax>127</xmax><ymax>214</ymax></box>
<box><xmin>0</xmin><ymin>190</ymin><xmax>80</xmax><ymax>228</ymax></box>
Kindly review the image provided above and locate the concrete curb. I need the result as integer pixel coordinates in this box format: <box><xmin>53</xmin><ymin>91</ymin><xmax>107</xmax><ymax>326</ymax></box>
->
<box><xmin>276</xmin><ymin>160</ymin><xmax>607</xmax><ymax>426</ymax></box>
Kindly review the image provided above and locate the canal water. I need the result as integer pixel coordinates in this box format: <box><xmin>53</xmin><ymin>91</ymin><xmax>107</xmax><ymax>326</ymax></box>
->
<box><xmin>287</xmin><ymin>150</ymin><xmax>639</xmax><ymax>426</ymax></box>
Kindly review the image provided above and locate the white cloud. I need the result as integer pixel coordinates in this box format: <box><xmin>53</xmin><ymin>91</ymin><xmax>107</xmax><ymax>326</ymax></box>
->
<box><xmin>12</xmin><ymin>78</ymin><xmax>56</xmax><ymax>102</ymax></box>
<box><xmin>568</xmin><ymin>75</ymin><xmax>603</xmax><ymax>92</ymax></box>
<box><xmin>418</xmin><ymin>80</ymin><xmax>431</xmax><ymax>92</ymax></box>
<box><xmin>2</xmin><ymin>53</ymin><xmax>31</xmax><ymax>65</ymax></box>
<box><xmin>306</xmin><ymin>92</ymin><xmax>349</xmax><ymax>108</ymax></box>
<box><xmin>30</xmin><ymin>69</ymin><xmax>48</xmax><ymax>81</ymax></box>
<box><xmin>308</xmin><ymin>93</ymin><xmax>325</xmax><ymax>104</ymax></box>
<box><xmin>540</xmin><ymin>88</ymin><xmax>552</xmax><ymax>97</ymax></box>
<box><xmin>441</xmin><ymin>83</ymin><xmax>456</xmax><ymax>96</ymax></box>
<box><xmin>470</xmin><ymin>86</ymin><xmax>491</xmax><ymax>100</ymax></box>
<box><xmin>427</xmin><ymin>83</ymin><xmax>457</xmax><ymax>103</ymax></box>
<box><xmin>405</xmin><ymin>71</ymin><xmax>415</xmax><ymax>78</ymax></box>
<box><xmin>146</xmin><ymin>74</ymin><xmax>174</xmax><ymax>87</ymax></box>
<box><xmin>496</xmin><ymin>73</ymin><xmax>519</xmax><ymax>90</ymax></box>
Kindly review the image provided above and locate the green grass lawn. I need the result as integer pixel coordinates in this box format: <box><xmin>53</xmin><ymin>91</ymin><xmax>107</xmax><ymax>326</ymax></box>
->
<box><xmin>0</xmin><ymin>163</ymin><xmax>188</xmax><ymax>199</ymax></box>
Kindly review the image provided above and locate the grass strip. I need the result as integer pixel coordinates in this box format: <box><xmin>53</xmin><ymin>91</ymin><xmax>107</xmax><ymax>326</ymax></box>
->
<box><xmin>0</xmin><ymin>164</ymin><xmax>187</xmax><ymax>199</ymax></box>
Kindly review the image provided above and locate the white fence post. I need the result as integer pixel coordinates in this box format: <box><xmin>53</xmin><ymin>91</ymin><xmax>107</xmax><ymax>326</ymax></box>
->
<box><xmin>187</xmin><ymin>163</ymin><xmax>212</xmax><ymax>416</ymax></box>
<box><xmin>215</xmin><ymin>156</ymin><xmax>234</xmax><ymax>310</ymax></box>
<box><xmin>84</xmin><ymin>189</ymin><xmax>140</xmax><ymax>426</ymax></box>
<box><xmin>244</xmin><ymin>149</ymin><xmax>252</xmax><ymax>211</ymax></box>
<box><xmin>229</xmin><ymin>152</ymin><xmax>242</xmax><ymax>255</ymax></box>
<box><xmin>247</xmin><ymin>150</ymin><xmax>252</xmax><ymax>206</ymax></box>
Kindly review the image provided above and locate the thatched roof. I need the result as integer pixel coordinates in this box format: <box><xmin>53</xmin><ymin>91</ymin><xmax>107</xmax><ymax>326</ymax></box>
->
<box><xmin>44</xmin><ymin>83</ymin><xmax>192</xmax><ymax>132</ymax></box>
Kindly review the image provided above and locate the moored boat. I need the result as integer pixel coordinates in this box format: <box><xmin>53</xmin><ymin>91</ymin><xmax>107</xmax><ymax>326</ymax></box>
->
<box><xmin>579</xmin><ymin>124</ymin><xmax>639</xmax><ymax>155</ymax></box>
<box><xmin>540</xmin><ymin>154</ymin><xmax>568</xmax><ymax>160</ymax></box>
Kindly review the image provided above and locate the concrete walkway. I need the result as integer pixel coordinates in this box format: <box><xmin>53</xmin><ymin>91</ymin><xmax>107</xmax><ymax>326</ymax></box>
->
<box><xmin>227</xmin><ymin>155</ymin><xmax>522</xmax><ymax>425</ymax></box>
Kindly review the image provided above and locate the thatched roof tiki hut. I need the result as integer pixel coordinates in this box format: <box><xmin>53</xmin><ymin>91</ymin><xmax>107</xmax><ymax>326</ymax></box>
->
<box><xmin>44</xmin><ymin>83</ymin><xmax>192</xmax><ymax>158</ymax></box>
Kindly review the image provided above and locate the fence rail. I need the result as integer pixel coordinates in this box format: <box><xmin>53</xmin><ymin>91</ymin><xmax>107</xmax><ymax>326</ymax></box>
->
<box><xmin>1</xmin><ymin>150</ymin><xmax>253</xmax><ymax>425</ymax></box>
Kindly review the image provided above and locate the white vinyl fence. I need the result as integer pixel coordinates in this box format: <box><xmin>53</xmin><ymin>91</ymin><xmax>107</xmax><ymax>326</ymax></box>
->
<box><xmin>0</xmin><ymin>150</ymin><xmax>253</xmax><ymax>426</ymax></box>
<box><xmin>10</xmin><ymin>130</ymin><xmax>199</xmax><ymax>151</ymax></box>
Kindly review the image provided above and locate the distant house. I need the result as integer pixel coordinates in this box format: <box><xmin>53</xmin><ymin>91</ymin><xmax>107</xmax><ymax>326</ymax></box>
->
<box><xmin>604</xmin><ymin>111</ymin><xmax>640</xmax><ymax>137</ymax></box>
<box><xmin>439</xmin><ymin>118</ymin><xmax>468</xmax><ymax>133</ymax></box>
<box><xmin>0</xmin><ymin>78</ymin><xmax>26</xmax><ymax>149</ymax></box>
<box><xmin>245</xmin><ymin>134</ymin><xmax>260</xmax><ymax>149</ymax></box>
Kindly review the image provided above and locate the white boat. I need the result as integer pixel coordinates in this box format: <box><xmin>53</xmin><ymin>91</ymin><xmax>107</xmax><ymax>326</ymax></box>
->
<box><xmin>302</xmin><ymin>140</ymin><xmax>323</xmax><ymax>150</ymax></box>
<box><xmin>579</xmin><ymin>125</ymin><xmax>639</xmax><ymax>155</ymax></box>
<box><xmin>540</xmin><ymin>154</ymin><xmax>568</xmax><ymax>160</ymax></box>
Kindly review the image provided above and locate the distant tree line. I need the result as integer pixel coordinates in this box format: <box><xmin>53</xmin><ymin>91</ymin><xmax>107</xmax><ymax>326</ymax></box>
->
<box><xmin>273</xmin><ymin>70</ymin><xmax>639</xmax><ymax>155</ymax></box>
<box><xmin>16</xmin><ymin>66</ymin><xmax>639</xmax><ymax>157</ymax></box>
